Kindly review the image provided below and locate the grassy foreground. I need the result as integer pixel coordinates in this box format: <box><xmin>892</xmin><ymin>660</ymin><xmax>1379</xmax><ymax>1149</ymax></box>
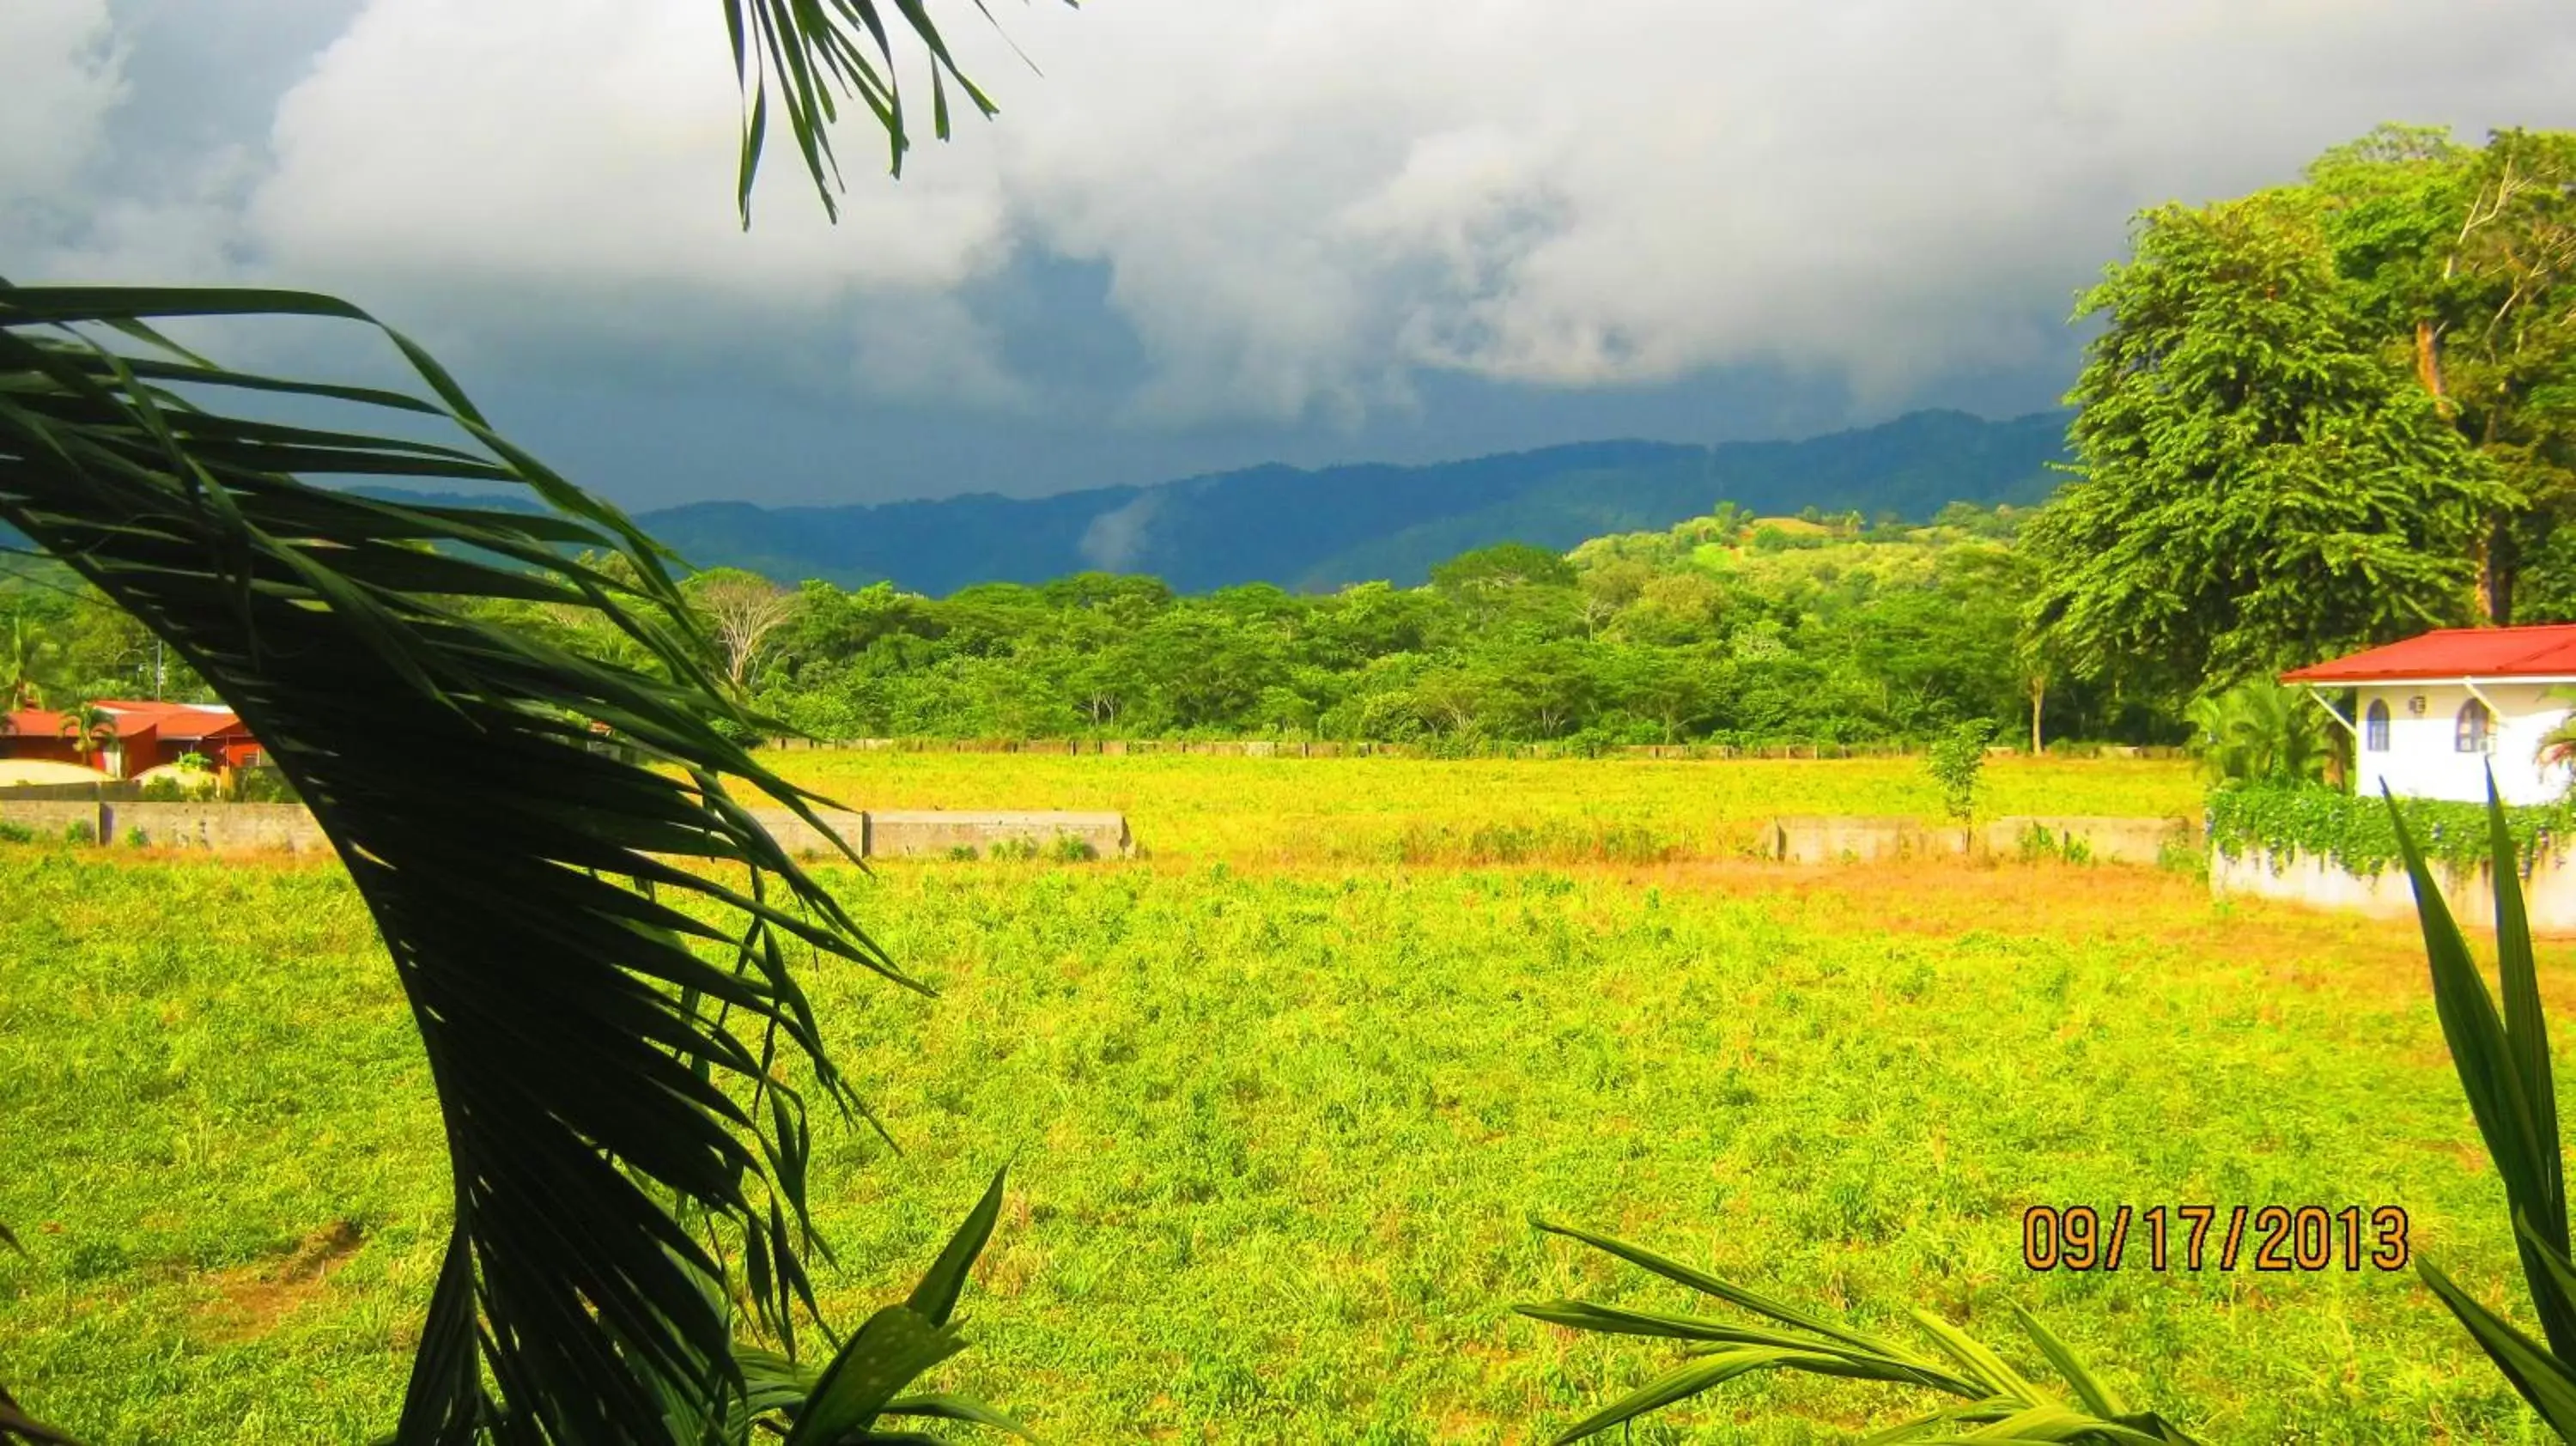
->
<box><xmin>755</xmin><ymin>751</ymin><xmax>2204</xmax><ymax>864</ymax></box>
<box><xmin>0</xmin><ymin>835</ymin><xmax>2554</xmax><ymax>1443</ymax></box>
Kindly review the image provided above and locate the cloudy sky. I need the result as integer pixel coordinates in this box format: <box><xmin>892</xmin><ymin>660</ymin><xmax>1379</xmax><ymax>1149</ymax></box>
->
<box><xmin>7</xmin><ymin>0</ymin><xmax>2574</xmax><ymax>508</ymax></box>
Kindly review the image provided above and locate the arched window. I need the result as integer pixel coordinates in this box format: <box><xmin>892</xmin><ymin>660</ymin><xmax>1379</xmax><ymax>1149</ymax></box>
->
<box><xmin>2457</xmin><ymin>698</ymin><xmax>2494</xmax><ymax>754</ymax></box>
<box><xmin>2364</xmin><ymin>699</ymin><xmax>2391</xmax><ymax>752</ymax></box>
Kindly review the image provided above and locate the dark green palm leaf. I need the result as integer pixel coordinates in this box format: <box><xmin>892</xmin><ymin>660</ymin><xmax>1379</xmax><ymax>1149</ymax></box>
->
<box><xmin>0</xmin><ymin>1384</ymin><xmax>76</xmax><ymax>1446</ymax></box>
<box><xmin>2397</xmin><ymin>774</ymin><xmax>2576</xmax><ymax>1431</ymax></box>
<box><xmin>0</xmin><ymin>278</ymin><xmax>912</xmax><ymax>1442</ymax></box>
<box><xmin>725</xmin><ymin>0</ymin><xmax>1050</xmax><ymax>226</ymax></box>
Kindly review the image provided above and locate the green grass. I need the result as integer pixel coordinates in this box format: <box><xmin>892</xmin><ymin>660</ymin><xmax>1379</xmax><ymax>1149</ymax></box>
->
<box><xmin>754</xmin><ymin>752</ymin><xmax>2205</xmax><ymax>865</ymax></box>
<box><xmin>0</xmin><ymin>841</ymin><xmax>2556</xmax><ymax>1443</ymax></box>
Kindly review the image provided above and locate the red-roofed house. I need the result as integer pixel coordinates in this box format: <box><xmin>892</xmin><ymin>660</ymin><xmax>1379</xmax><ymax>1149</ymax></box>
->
<box><xmin>89</xmin><ymin>702</ymin><xmax>264</xmax><ymax>772</ymax></box>
<box><xmin>2282</xmin><ymin>625</ymin><xmax>2576</xmax><ymax>805</ymax></box>
<box><xmin>0</xmin><ymin>701</ymin><xmax>261</xmax><ymax>780</ymax></box>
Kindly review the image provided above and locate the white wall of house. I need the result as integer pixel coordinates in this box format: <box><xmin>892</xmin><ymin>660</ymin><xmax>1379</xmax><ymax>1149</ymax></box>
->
<box><xmin>2351</xmin><ymin>681</ymin><xmax>2574</xmax><ymax>805</ymax></box>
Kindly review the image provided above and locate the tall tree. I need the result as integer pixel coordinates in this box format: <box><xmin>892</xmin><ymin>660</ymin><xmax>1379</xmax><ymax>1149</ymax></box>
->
<box><xmin>685</xmin><ymin>566</ymin><xmax>802</xmax><ymax>689</ymax></box>
<box><xmin>2312</xmin><ymin>126</ymin><xmax>2576</xmax><ymax>622</ymax></box>
<box><xmin>2025</xmin><ymin>191</ymin><xmax>2501</xmax><ymax>693</ymax></box>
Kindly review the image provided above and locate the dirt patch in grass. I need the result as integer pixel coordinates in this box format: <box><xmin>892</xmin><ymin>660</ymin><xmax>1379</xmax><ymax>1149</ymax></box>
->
<box><xmin>191</xmin><ymin>1220</ymin><xmax>365</xmax><ymax>1345</ymax></box>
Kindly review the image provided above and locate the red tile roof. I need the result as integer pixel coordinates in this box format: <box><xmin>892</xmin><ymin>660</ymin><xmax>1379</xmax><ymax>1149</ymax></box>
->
<box><xmin>2281</xmin><ymin>625</ymin><xmax>2576</xmax><ymax>684</ymax></box>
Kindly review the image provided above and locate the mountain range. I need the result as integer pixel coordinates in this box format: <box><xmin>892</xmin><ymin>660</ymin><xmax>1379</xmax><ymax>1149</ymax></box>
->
<box><xmin>638</xmin><ymin>407</ymin><xmax>2069</xmax><ymax>593</ymax></box>
<box><xmin>4</xmin><ymin>409</ymin><xmax>2073</xmax><ymax>594</ymax></box>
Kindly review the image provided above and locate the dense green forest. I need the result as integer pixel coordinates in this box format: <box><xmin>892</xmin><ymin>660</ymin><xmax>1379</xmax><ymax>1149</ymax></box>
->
<box><xmin>2</xmin><ymin>501</ymin><xmax>2171</xmax><ymax>748</ymax></box>
<box><xmin>8</xmin><ymin>125</ymin><xmax>2566</xmax><ymax>756</ymax></box>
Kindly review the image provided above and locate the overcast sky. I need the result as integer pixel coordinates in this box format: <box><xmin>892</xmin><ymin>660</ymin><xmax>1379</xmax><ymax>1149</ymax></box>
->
<box><xmin>7</xmin><ymin>0</ymin><xmax>2574</xmax><ymax>508</ymax></box>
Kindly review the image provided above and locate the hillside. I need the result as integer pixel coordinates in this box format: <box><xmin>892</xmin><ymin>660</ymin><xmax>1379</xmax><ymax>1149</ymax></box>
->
<box><xmin>641</xmin><ymin>408</ymin><xmax>2069</xmax><ymax>592</ymax></box>
<box><xmin>4</xmin><ymin>409</ymin><xmax>2070</xmax><ymax>593</ymax></box>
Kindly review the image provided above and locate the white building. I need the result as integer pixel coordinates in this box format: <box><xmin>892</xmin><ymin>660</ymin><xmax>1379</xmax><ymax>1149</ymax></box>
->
<box><xmin>2283</xmin><ymin>626</ymin><xmax>2576</xmax><ymax>805</ymax></box>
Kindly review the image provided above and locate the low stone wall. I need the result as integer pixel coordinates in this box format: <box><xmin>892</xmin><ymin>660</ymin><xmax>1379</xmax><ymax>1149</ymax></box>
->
<box><xmin>746</xmin><ymin>807</ymin><xmax>870</xmax><ymax>860</ymax></box>
<box><xmin>0</xmin><ymin>800</ymin><xmax>107</xmax><ymax>840</ymax></box>
<box><xmin>1767</xmin><ymin>816</ymin><xmax>1972</xmax><ymax>863</ymax></box>
<box><xmin>1764</xmin><ymin>814</ymin><xmax>2196</xmax><ymax>866</ymax></box>
<box><xmin>108</xmin><ymin>802</ymin><xmax>332</xmax><ymax>853</ymax></box>
<box><xmin>1985</xmin><ymin>816</ymin><xmax>2196</xmax><ymax>866</ymax></box>
<box><xmin>0</xmin><ymin>781</ymin><xmax>142</xmax><ymax>802</ymax></box>
<box><xmin>2210</xmin><ymin>847</ymin><xmax>2576</xmax><ymax>933</ymax></box>
<box><xmin>0</xmin><ymin>797</ymin><xmax>1131</xmax><ymax>860</ymax></box>
<box><xmin>863</xmin><ymin>810</ymin><xmax>1131</xmax><ymax>860</ymax></box>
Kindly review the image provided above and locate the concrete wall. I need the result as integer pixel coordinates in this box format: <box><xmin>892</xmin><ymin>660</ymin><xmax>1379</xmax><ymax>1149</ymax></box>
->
<box><xmin>861</xmin><ymin>810</ymin><xmax>1131</xmax><ymax>860</ymax></box>
<box><xmin>2353</xmin><ymin>681</ymin><xmax>2574</xmax><ymax>805</ymax></box>
<box><xmin>744</xmin><ymin>807</ymin><xmax>870</xmax><ymax>860</ymax></box>
<box><xmin>1984</xmin><ymin>816</ymin><xmax>2195</xmax><ymax>866</ymax></box>
<box><xmin>107</xmin><ymin>802</ymin><xmax>331</xmax><ymax>853</ymax></box>
<box><xmin>1763</xmin><ymin>815</ymin><xmax>2195</xmax><ymax>866</ymax></box>
<box><xmin>0</xmin><ymin>798</ymin><xmax>1131</xmax><ymax>860</ymax></box>
<box><xmin>0</xmin><ymin>800</ymin><xmax>106</xmax><ymax>840</ymax></box>
<box><xmin>1768</xmin><ymin>816</ymin><xmax>1972</xmax><ymax>863</ymax></box>
<box><xmin>2211</xmin><ymin>845</ymin><xmax>2576</xmax><ymax>933</ymax></box>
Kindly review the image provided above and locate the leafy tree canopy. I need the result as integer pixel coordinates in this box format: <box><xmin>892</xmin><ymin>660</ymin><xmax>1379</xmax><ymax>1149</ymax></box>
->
<box><xmin>2028</xmin><ymin>123</ymin><xmax>2576</xmax><ymax>698</ymax></box>
<box><xmin>2027</xmin><ymin>183</ymin><xmax>2505</xmax><ymax>694</ymax></box>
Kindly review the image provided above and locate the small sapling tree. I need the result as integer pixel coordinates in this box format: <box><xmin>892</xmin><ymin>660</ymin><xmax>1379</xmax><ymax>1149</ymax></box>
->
<box><xmin>1925</xmin><ymin>720</ymin><xmax>1996</xmax><ymax>823</ymax></box>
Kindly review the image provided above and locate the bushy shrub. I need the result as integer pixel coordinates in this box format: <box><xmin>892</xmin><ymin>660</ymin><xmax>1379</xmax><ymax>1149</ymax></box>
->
<box><xmin>229</xmin><ymin>767</ymin><xmax>300</xmax><ymax>804</ymax></box>
<box><xmin>1048</xmin><ymin>833</ymin><xmax>1099</xmax><ymax>864</ymax></box>
<box><xmin>0</xmin><ymin>821</ymin><xmax>33</xmax><ymax>844</ymax></box>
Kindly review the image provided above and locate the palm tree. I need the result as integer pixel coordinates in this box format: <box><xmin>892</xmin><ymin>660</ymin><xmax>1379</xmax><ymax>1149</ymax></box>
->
<box><xmin>2184</xmin><ymin>678</ymin><xmax>2330</xmax><ymax>787</ymax></box>
<box><xmin>2</xmin><ymin>3</ymin><xmax>1030</xmax><ymax>1440</ymax></box>
<box><xmin>52</xmin><ymin>702</ymin><xmax>114</xmax><ymax>769</ymax></box>
<box><xmin>0</xmin><ymin>611</ymin><xmax>54</xmax><ymax>710</ymax></box>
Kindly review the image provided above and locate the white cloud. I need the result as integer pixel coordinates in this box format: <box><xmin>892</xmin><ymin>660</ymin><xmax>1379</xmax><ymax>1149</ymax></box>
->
<box><xmin>247</xmin><ymin>0</ymin><xmax>1011</xmax><ymax>303</ymax></box>
<box><xmin>33</xmin><ymin>0</ymin><xmax>2576</xmax><ymax>427</ymax></box>
<box><xmin>0</xmin><ymin>1</ymin><xmax>127</xmax><ymax>207</ymax></box>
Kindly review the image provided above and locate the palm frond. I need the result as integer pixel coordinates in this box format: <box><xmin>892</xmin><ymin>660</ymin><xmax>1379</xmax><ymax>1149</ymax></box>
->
<box><xmin>1520</xmin><ymin>1219</ymin><xmax>2202</xmax><ymax>1444</ymax></box>
<box><xmin>725</xmin><ymin>0</ymin><xmax>1050</xmax><ymax>227</ymax></box>
<box><xmin>0</xmin><ymin>277</ymin><xmax>913</xmax><ymax>1441</ymax></box>
<box><xmin>2395</xmin><ymin>774</ymin><xmax>2576</xmax><ymax>1429</ymax></box>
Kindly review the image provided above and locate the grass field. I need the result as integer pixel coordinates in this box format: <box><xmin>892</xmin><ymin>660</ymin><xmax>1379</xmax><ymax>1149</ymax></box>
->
<box><xmin>753</xmin><ymin>752</ymin><xmax>2206</xmax><ymax>864</ymax></box>
<box><xmin>0</xmin><ymin>755</ymin><xmax>2555</xmax><ymax>1443</ymax></box>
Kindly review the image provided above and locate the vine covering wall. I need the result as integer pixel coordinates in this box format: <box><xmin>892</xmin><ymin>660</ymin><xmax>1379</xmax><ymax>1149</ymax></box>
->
<box><xmin>2206</xmin><ymin>784</ymin><xmax>2576</xmax><ymax>876</ymax></box>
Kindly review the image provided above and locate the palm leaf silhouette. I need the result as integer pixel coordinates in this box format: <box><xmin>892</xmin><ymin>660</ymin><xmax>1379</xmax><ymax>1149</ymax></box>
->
<box><xmin>3</xmin><ymin>4</ymin><xmax>1035</xmax><ymax>1438</ymax></box>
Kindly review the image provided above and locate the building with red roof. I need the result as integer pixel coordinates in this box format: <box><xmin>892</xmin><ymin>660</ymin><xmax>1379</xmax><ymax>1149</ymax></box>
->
<box><xmin>0</xmin><ymin>700</ymin><xmax>262</xmax><ymax>781</ymax></box>
<box><xmin>2282</xmin><ymin>625</ymin><xmax>2576</xmax><ymax>804</ymax></box>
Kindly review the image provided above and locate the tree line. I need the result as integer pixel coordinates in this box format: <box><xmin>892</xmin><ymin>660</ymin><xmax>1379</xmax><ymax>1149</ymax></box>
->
<box><xmin>9</xmin><ymin>124</ymin><xmax>2565</xmax><ymax>761</ymax></box>
<box><xmin>469</xmin><ymin>501</ymin><xmax>2181</xmax><ymax>750</ymax></box>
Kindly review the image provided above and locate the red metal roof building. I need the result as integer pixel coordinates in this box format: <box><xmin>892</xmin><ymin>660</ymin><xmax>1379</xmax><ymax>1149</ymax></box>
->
<box><xmin>2282</xmin><ymin>626</ymin><xmax>2576</xmax><ymax>805</ymax></box>
<box><xmin>0</xmin><ymin>701</ymin><xmax>261</xmax><ymax>780</ymax></box>
<box><xmin>2282</xmin><ymin>625</ymin><xmax>2576</xmax><ymax>685</ymax></box>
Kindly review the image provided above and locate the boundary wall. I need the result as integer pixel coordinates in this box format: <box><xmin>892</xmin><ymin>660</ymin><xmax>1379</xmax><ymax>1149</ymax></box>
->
<box><xmin>1765</xmin><ymin>815</ymin><xmax>2196</xmax><ymax>866</ymax></box>
<box><xmin>2209</xmin><ymin>847</ymin><xmax>2576</xmax><ymax>933</ymax></box>
<box><xmin>0</xmin><ymin>799</ymin><xmax>1131</xmax><ymax>860</ymax></box>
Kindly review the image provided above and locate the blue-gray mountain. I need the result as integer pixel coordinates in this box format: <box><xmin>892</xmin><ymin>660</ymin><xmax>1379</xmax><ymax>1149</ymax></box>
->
<box><xmin>0</xmin><ymin>409</ymin><xmax>2063</xmax><ymax>592</ymax></box>
<box><xmin>637</xmin><ymin>409</ymin><xmax>2070</xmax><ymax>593</ymax></box>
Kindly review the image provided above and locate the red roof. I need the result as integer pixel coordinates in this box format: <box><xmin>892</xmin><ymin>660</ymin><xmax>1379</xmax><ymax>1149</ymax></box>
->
<box><xmin>93</xmin><ymin>701</ymin><xmax>248</xmax><ymax>738</ymax></box>
<box><xmin>2</xmin><ymin>708</ymin><xmax>162</xmax><ymax>739</ymax></box>
<box><xmin>2281</xmin><ymin>625</ymin><xmax>2576</xmax><ymax>684</ymax></box>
